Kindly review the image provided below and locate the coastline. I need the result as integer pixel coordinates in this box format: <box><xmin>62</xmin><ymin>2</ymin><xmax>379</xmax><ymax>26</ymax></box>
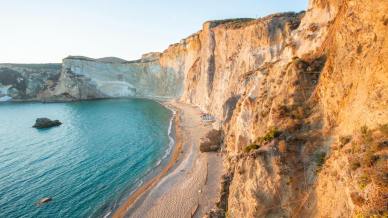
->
<box><xmin>112</xmin><ymin>101</ymin><xmax>184</xmax><ymax>218</ymax></box>
<box><xmin>2</xmin><ymin>98</ymin><xmax>223</xmax><ymax>217</ymax></box>
<box><xmin>113</xmin><ymin>101</ymin><xmax>224</xmax><ymax>218</ymax></box>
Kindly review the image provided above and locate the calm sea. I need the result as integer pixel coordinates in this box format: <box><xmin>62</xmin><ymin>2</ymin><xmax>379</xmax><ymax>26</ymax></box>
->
<box><xmin>0</xmin><ymin>99</ymin><xmax>173</xmax><ymax>217</ymax></box>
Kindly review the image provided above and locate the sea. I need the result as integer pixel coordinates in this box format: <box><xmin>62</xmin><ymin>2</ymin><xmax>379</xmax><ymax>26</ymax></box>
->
<box><xmin>0</xmin><ymin>99</ymin><xmax>174</xmax><ymax>217</ymax></box>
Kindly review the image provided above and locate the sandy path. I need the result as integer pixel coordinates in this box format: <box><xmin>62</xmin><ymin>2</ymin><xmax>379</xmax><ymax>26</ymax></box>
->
<box><xmin>121</xmin><ymin>101</ymin><xmax>223</xmax><ymax>218</ymax></box>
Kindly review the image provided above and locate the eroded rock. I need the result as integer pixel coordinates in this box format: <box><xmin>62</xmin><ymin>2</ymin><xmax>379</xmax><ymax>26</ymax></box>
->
<box><xmin>33</xmin><ymin>118</ymin><xmax>62</xmax><ymax>129</ymax></box>
<box><xmin>200</xmin><ymin>129</ymin><xmax>222</xmax><ymax>152</ymax></box>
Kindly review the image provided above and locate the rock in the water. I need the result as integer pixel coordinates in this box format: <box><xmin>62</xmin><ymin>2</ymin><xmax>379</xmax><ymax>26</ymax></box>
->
<box><xmin>36</xmin><ymin>197</ymin><xmax>52</xmax><ymax>205</ymax></box>
<box><xmin>33</xmin><ymin>118</ymin><xmax>62</xmax><ymax>129</ymax></box>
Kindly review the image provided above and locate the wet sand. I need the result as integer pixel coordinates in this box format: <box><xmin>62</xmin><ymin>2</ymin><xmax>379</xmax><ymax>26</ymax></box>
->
<box><xmin>112</xmin><ymin>101</ymin><xmax>223</xmax><ymax>218</ymax></box>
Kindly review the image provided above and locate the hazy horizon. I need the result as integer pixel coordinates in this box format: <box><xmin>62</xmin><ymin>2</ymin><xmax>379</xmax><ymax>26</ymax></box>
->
<box><xmin>0</xmin><ymin>0</ymin><xmax>307</xmax><ymax>63</ymax></box>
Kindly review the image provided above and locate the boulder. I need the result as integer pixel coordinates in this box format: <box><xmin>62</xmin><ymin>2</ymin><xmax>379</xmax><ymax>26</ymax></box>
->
<box><xmin>200</xmin><ymin>129</ymin><xmax>222</xmax><ymax>152</ymax></box>
<box><xmin>33</xmin><ymin>118</ymin><xmax>62</xmax><ymax>129</ymax></box>
<box><xmin>200</xmin><ymin>141</ymin><xmax>220</xmax><ymax>152</ymax></box>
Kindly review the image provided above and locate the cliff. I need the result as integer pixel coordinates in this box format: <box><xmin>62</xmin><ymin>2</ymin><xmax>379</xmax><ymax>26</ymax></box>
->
<box><xmin>194</xmin><ymin>0</ymin><xmax>387</xmax><ymax>217</ymax></box>
<box><xmin>155</xmin><ymin>0</ymin><xmax>387</xmax><ymax>217</ymax></box>
<box><xmin>0</xmin><ymin>0</ymin><xmax>386</xmax><ymax>217</ymax></box>
<box><xmin>0</xmin><ymin>52</ymin><xmax>185</xmax><ymax>101</ymax></box>
<box><xmin>51</xmin><ymin>54</ymin><xmax>184</xmax><ymax>100</ymax></box>
<box><xmin>0</xmin><ymin>64</ymin><xmax>61</xmax><ymax>101</ymax></box>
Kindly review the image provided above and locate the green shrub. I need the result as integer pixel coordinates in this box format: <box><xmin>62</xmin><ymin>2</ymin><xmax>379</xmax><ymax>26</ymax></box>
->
<box><xmin>244</xmin><ymin>144</ymin><xmax>260</xmax><ymax>153</ymax></box>
<box><xmin>211</xmin><ymin>18</ymin><xmax>255</xmax><ymax>29</ymax></box>
<box><xmin>256</xmin><ymin>127</ymin><xmax>281</xmax><ymax>144</ymax></box>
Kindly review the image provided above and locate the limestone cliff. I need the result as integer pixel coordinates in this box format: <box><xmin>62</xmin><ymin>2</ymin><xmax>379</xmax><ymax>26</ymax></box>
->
<box><xmin>0</xmin><ymin>0</ymin><xmax>386</xmax><ymax>216</ymax></box>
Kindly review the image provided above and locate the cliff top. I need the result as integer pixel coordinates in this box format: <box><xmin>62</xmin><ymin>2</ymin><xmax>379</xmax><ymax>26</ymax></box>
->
<box><xmin>64</xmin><ymin>56</ymin><xmax>129</xmax><ymax>64</ymax></box>
<box><xmin>203</xmin><ymin>12</ymin><xmax>303</xmax><ymax>30</ymax></box>
<box><xmin>0</xmin><ymin>63</ymin><xmax>62</xmax><ymax>70</ymax></box>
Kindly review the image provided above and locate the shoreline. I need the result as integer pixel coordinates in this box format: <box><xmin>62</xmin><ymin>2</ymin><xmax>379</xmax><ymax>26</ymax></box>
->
<box><xmin>0</xmin><ymin>96</ymin><xmax>176</xmax><ymax>104</ymax></box>
<box><xmin>113</xmin><ymin>101</ymin><xmax>223</xmax><ymax>218</ymax></box>
<box><xmin>2</xmin><ymin>98</ymin><xmax>223</xmax><ymax>217</ymax></box>
<box><xmin>112</xmin><ymin>101</ymin><xmax>185</xmax><ymax>218</ymax></box>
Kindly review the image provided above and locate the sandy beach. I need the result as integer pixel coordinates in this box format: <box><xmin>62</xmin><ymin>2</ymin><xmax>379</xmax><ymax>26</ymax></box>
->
<box><xmin>113</xmin><ymin>101</ymin><xmax>224</xmax><ymax>218</ymax></box>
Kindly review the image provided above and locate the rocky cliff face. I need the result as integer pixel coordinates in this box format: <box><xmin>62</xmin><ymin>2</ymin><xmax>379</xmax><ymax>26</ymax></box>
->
<box><xmin>188</xmin><ymin>0</ymin><xmax>386</xmax><ymax>217</ymax></box>
<box><xmin>0</xmin><ymin>64</ymin><xmax>61</xmax><ymax>101</ymax></box>
<box><xmin>56</xmin><ymin>54</ymin><xmax>184</xmax><ymax>99</ymax></box>
<box><xmin>1</xmin><ymin>0</ymin><xmax>386</xmax><ymax>216</ymax></box>
<box><xmin>157</xmin><ymin>0</ymin><xmax>387</xmax><ymax>217</ymax></box>
<box><xmin>0</xmin><ymin>53</ymin><xmax>186</xmax><ymax>101</ymax></box>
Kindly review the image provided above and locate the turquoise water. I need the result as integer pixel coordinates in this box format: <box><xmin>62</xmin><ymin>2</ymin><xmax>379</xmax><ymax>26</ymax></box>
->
<box><xmin>0</xmin><ymin>99</ymin><xmax>173</xmax><ymax>218</ymax></box>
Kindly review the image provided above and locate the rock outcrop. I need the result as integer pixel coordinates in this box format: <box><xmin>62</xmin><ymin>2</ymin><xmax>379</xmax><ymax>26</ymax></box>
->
<box><xmin>0</xmin><ymin>53</ymin><xmax>185</xmax><ymax>101</ymax></box>
<box><xmin>56</xmin><ymin>54</ymin><xmax>184</xmax><ymax>99</ymax></box>
<box><xmin>200</xmin><ymin>129</ymin><xmax>223</xmax><ymax>152</ymax></box>
<box><xmin>1</xmin><ymin>0</ymin><xmax>387</xmax><ymax>216</ymax></box>
<box><xmin>33</xmin><ymin>118</ymin><xmax>62</xmax><ymax>129</ymax></box>
<box><xmin>0</xmin><ymin>64</ymin><xmax>61</xmax><ymax>101</ymax></box>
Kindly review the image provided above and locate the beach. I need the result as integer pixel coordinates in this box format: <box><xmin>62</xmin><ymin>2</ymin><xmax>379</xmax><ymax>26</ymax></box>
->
<box><xmin>113</xmin><ymin>101</ymin><xmax>224</xmax><ymax>218</ymax></box>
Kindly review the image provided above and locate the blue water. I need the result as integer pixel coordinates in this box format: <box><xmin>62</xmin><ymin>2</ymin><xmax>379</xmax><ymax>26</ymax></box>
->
<box><xmin>0</xmin><ymin>99</ymin><xmax>173</xmax><ymax>218</ymax></box>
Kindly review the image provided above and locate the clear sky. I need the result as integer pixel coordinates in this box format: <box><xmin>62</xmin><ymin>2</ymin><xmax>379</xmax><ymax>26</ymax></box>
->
<box><xmin>0</xmin><ymin>0</ymin><xmax>308</xmax><ymax>63</ymax></box>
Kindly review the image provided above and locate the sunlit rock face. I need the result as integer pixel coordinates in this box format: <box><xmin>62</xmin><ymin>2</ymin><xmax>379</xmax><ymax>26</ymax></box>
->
<box><xmin>154</xmin><ymin>0</ymin><xmax>388</xmax><ymax>217</ymax></box>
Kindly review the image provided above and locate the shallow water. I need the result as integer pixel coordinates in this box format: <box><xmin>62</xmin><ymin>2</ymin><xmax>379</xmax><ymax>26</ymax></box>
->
<box><xmin>0</xmin><ymin>99</ymin><xmax>172</xmax><ymax>217</ymax></box>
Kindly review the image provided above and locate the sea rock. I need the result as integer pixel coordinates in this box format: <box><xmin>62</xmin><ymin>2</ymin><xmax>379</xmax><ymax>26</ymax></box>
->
<box><xmin>36</xmin><ymin>197</ymin><xmax>52</xmax><ymax>205</ymax></box>
<box><xmin>33</xmin><ymin>118</ymin><xmax>62</xmax><ymax>129</ymax></box>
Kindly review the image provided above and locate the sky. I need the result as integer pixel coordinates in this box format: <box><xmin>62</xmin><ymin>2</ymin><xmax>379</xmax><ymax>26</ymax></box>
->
<box><xmin>0</xmin><ymin>0</ymin><xmax>308</xmax><ymax>63</ymax></box>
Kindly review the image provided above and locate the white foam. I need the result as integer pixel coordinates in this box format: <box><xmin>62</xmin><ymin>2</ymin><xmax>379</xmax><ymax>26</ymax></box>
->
<box><xmin>102</xmin><ymin>211</ymin><xmax>111</xmax><ymax>218</ymax></box>
<box><xmin>163</xmin><ymin>104</ymin><xmax>176</xmax><ymax>162</ymax></box>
